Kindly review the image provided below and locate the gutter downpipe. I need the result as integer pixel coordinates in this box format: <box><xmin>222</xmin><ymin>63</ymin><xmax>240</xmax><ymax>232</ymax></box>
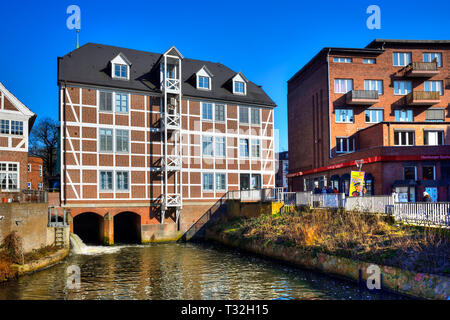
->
<box><xmin>327</xmin><ymin>49</ymin><xmax>332</xmax><ymax>159</ymax></box>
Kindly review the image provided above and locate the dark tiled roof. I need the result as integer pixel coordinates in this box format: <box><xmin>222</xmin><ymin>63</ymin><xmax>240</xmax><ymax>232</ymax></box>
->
<box><xmin>58</xmin><ymin>43</ymin><xmax>276</xmax><ymax>107</ymax></box>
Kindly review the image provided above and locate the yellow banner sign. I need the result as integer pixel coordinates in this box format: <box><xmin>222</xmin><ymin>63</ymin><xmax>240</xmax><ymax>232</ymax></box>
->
<box><xmin>349</xmin><ymin>171</ymin><xmax>365</xmax><ymax>197</ymax></box>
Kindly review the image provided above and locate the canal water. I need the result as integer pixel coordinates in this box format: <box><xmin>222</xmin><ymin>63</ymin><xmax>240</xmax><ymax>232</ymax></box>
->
<box><xmin>0</xmin><ymin>242</ymin><xmax>408</xmax><ymax>300</ymax></box>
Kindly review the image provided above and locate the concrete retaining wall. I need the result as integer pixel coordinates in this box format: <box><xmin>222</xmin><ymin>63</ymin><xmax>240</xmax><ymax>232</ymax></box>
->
<box><xmin>206</xmin><ymin>230</ymin><xmax>450</xmax><ymax>300</ymax></box>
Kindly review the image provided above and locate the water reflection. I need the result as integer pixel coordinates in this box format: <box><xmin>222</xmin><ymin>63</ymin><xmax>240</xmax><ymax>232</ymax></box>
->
<box><xmin>0</xmin><ymin>242</ymin><xmax>408</xmax><ymax>300</ymax></box>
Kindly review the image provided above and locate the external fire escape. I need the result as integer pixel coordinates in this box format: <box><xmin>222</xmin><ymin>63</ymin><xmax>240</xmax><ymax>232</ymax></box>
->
<box><xmin>160</xmin><ymin>47</ymin><xmax>183</xmax><ymax>227</ymax></box>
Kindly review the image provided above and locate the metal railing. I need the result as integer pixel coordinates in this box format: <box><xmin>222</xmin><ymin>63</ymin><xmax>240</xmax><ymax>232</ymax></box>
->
<box><xmin>347</xmin><ymin>90</ymin><xmax>379</xmax><ymax>100</ymax></box>
<box><xmin>406</xmin><ymin>91</ymin><xmax>440</xmax><ymax>104</ymax></box>
<box><xmin>345</xmin><ymin>195</ymin><xmax>394</xmax><ymax>214</ymax></box>
<box><xmin>393</xmin><ymin>202</ymin><xmax>450</xmax><ymax>228</ymax></box>
<box><xmin>406</xmin><ymin>61</ymin><xmax>438</xmax><ymax>72</ymax></box>
<box><xmin>0</xmin><ymin>190</ymin><xmax>47</xmax><ymax>203</ymax></box>
<box><xmin>312</xmin><ymin>193</ymin><xmax>346</xmax><ymax>208</ymax></box>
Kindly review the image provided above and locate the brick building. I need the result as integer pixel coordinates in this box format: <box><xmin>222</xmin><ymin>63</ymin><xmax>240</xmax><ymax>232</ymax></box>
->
<box><xmin>287</xmin><ymin>39</ymin><xmax>450</xmax><ymax>202</ymax></box>
<box><xmin>57</xmin><ymin>43</ymin><xmax>276</xmax><ymax>243</ymax></box>
<box><xmin>27</xmin><ymin>156</ymin><xmax>44</xmax><ymax>190</ymax></box>
<box><xmin>0</xmin><ymin>81</ymin><xmax>37</xmax><ymax>195</ymax></box>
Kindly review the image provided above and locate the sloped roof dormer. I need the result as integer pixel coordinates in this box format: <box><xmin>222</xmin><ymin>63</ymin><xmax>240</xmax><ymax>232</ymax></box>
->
<box><xmin>0</xmin><ymin>81</ymin><xmax>36</xmax><ymax>130</ymax></box>
<box><xmin>111</xmin><ymin>52</ymin><xmax>132</xmax><ymax>80</ymax></box>
<box><xmin>232</xmin><ymin>72</ymin><xmax>248</xmax><ymax>95</ymax></box>
<box><xmin>196</xmin><ymin>65</ymin><xmax>214</xmax><ymax>90</ymax></box>
<box><xmin>163</xmin><ymin>46</ymin><xmax>184</xmax><ymax>60</ymax></box>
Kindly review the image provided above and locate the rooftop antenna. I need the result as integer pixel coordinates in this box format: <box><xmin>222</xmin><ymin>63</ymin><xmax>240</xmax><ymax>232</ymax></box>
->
<box><xmin>76</xmin><ymin>29</ymin><xmax>80</xmax><ymax>49</ymax></box>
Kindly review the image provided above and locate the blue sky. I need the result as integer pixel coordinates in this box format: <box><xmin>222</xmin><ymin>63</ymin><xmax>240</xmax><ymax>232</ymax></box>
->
<box><xmin>0</xmin><ymin>0</ymin><xmax>449</xmax><ymax>152</ymax></box>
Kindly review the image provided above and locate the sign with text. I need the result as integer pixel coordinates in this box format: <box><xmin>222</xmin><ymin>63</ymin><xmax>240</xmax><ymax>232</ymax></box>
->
<box><xmin>349</xmin><ymin>171</ymin><xmax>365</xmax><ymax>197</ymax></box>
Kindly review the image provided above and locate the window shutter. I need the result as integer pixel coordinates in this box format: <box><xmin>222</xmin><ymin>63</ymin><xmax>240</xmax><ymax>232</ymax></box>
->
<box><xmin>426</xmin><ymin>109</ymin><xmax>444</xmax><ymax>121</ymax></box>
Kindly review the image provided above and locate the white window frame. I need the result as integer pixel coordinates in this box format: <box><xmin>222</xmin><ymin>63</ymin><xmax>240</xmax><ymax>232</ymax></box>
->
<box><xmin>232</xmin><ymin>73</ymin><xmax>247</xmax><ymax>95</ymax></box>
<box><xmin>115</xmin><ymin>92</ymin><xmax>129</xmax><ymax>113</ymax></box>
<box><xmin>424</xmin><ymin>80</ymin><xmax>444</xmax><ymax>95</ymax></box>
<box><xmin>202</xmin><ymin>102</ymin><xmax>213</xmax><ymax>121</ymax></box>
<box><xmin>365</xmin><ymin>109</ymin><xmax>384</xmax><ymax>123</ymax></box>
<box><xmin>239</xmin><ymin>138</ymin><xmax>250</xmax><ymax>158</ymax></box>
<box><xmin>197</xmin><ymin>76</ymin><xmax>211</xmax><ymax>90</ymax></box>
<box><xmin>99</xmin><ymin>171</ymin><xmax>113</xmax><ymax>192</ymax></box>
<box><xmin>215</xmin><ymin>136</ymin><xmax>226</xmax><ymax>158</ymax></box>
<box><xmin>239</xmin><ymin>106</ymin><xmax>249</xmax><ymax>124</ymax></box>
<box><xmin>334</xmin><ymin>79</ymin><xmax>353</xmax><ymax>94</ymax></box>
<box><xmin>116</xmin><ymin>171</ymin><xmax>129</xmax><ymax>192</ymax></box>
<box><xmin>333</xmin><ymin>57</ymin><xmax>352</xmax><ymax>63</ymax></box>
<box><xmin>251</xmin><ymin>139</ymin><xmax>261</xmax><ymax>158</ymax></box>
<box><xmin>0</xmin><ymin>162</ymin><xmax>20</xmax><ymax>191</ymax></box>
<box><xmin>394</xmin><ymin>81</ymin><xmax>412</xmax><ymax>95</ymax></box>
<box><xmin>202</xmin><ymin>136</ymin><xmax>214</xmax><ymax>157</ymax></box>
<box><xmin>214</xmin><ymin>103</ymin><xmax>226</xmax><ymax>122</ymax></box>
<box><xmin>250</xmin><ymin>107</ymin><xmax>261</xmax><ymax>125</ymax></box>
<box><xmin>394</xmin><ymin>130</ymin><xmax>415</xmax><ymax>146</ymax></box>
<box><xmin>202</xmin><ymin>172</ymin><xmax>214</xmax><ymax>192</ymax></box>
<box><xmin>423</xmin><ymin>52</ymin><xmax>442</xmax><ymax>67</ymax></box>
<box><xmin>393</xmin><ymin>52</ymin><xmax>412</xmax><ymax>66</ymax></box>
<box><xmin>336</xmin><ymin>137</ymin><xmax>355</xmax><ymax>154</ymax></box>
<box><xmin>364</xmin><ymin>79</ymin><xmax>383</xmax><ymax>95</ymax></box>
<box><xmin>395</xmin><ymin>109</ymin><xmax>413</xmax><ymax>122</ymax></box>
<box><xmin>99</xmin><ymin>128</ymin><xmax>114</xmax><ymax>153</ymax></box>
<box><xmin>115</xmin><ymin>129</ymin><xmax>130</xmax><ymax>153</ymax></box>
<box><xmin>363</xmin><ymin>58</ymin><xmax>376</xmax><ymax>64</ymax></box>
<box><xmin>215</xmin><ymin>173</ymin><xmax>227</xmax><ymax>191</ymax></box>
<box><xmin>99</xmin><ymin>91</ymin><xmax>113</xmax><ymax>112</ymax></box>
<box><xmin>335</xmin><ymin>109</ymin><xmax>354</xmax><ymax>123</ymax></box>
<box><xmin>424</xmin><ymin>130</ymin><xmax>444</xmax><ymax>146</ymax></box>
<box><xmin>0</xmin><ymin>119</ymin><xmax>9</xmax><ymax>134</ymax></box>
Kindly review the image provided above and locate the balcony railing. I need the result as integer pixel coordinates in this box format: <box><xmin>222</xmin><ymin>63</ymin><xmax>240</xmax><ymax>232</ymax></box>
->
<box><xmin>346</xmin><ymin>90</ymin><xmax>379</xmax><ymax>105</ymax></box>
<box><xmin>405</xmin><ymin>62</ymin><xmax>439</xmax><ymax>77</ymax></box>
<box><xmin>406</xmin><ymin>91</ymin><xmax>440</xmax><ymax>105</ymax></box>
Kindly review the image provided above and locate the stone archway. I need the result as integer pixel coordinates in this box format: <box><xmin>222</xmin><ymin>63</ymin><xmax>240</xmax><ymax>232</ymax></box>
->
<box><xmin>73</xmin><ymin>212</ymin><xmax>103</xmax><ymax>244</ymax></box>
<box><xmin>113</xmin><ymin>211</ymin><xmax>141</xmax><ymax>244</ymax></box>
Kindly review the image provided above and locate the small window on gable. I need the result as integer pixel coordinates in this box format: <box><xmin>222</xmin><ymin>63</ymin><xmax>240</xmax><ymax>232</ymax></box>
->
<box><xmin>196</xmin><ymin>66</ymin><xmax>213</xmax><ymax>90</ymax></box>
<box><xmin>111</xmin><ymin>53</ymin><xmax>131</xmax><ymax>80</ymax></box>
<box><xmin>232</xmin><ymin>72</ymin><xmax>248</xmax><ymax>95</ymax></box>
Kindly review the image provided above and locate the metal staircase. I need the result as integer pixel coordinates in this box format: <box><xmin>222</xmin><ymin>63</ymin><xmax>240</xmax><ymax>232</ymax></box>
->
<box><xmin>160</xmin><ymin>47</ymin><xmax>183</xmax><ymax>227</ymax></box>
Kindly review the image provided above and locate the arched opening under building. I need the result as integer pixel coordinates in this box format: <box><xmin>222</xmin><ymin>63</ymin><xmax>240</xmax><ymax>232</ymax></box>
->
<box><xmin>73</xmin><ymin>212</ymin><xmax>103</xmax><ymax>244</ymax></box>
<box><xmin>114</xmin><ymin>212</ymin><xmax>141</xmax><ymax>244</ymax></box>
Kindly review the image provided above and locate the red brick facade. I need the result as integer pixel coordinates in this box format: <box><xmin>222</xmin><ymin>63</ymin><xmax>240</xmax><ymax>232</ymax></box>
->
<box><xmin>27</xmin><ymin>156</ymin><xmax>43</xmax><ymax>190</ymax></box>
<box><xmin>288</xmin><ymin>40</ymin><xmax>450</xmax><ymax>201</ymax></box>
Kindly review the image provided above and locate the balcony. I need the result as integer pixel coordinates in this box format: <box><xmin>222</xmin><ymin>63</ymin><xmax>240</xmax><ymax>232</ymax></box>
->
<box><xmin>346</xmin><ymin>90</ymin><xmax>379</xmax><ymax>105</ymax></box>
<box><xmin>406</xmin><ymin>91</ymin><xmax>440</xmax><ymax>105</ymax></box>
<box><xmin>404</xmin><ymin>62</ymin><xmax>439</xmax><ymax>77</ymax></box>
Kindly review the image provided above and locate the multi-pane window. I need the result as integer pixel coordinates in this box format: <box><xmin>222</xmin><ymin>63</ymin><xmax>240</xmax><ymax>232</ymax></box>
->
<box><xmin>39</xmin><ymin>165</ymin><xmax>42</xmax><ymax>177</ymax></box>
<box><xmin>235</xmin><ymin>81</ymin><xmax>245</xmax><ymax>94</ymax></box>
<box><xmin>251</xmin><ymin>139</ymin><xmax>261</xmax><ymax>158</ymax></box>
<box><xmin>114</xmin><ymin>64</ymin><xmax>128</xmax><ymax>78</ymax></box>
<box><xmin>393</xmin><ymin>52</ymin><xmax>411</xmax><ymax>66</ymax></box>
<box><xmin>116</xmin><ymin>171</ymin><xmax>129</xmax><ymax>191</ymax></box>
<box><xmin>99</xmin><ymin>128</ymin><xmax>113</xmax><ymax>152</ymax></box>
<box><xmin>423</xmin><ymin>165</ymin><xmax>435</xmax><ymax>180</ymax></box>
<box><xmin>334</xmin><ymin>79</ymin><xmax>353</xmax><ymax>93</ymax></box>
<box><xmin>0</xmin><ymin>162</ymin><xmax>18</xmax><ymax>190</ymax></box>
<box><xmin>365</xmin><ymin>109</ymin><xmax>383</xmax><ymax>123</ymax></box>
<box><xmin>424</xmin><ymin>131</ymin><xmax>444</xmax><ymax>146</ymax></box>
<box><xmin>404</xmin><ymin>166</ymin><xmax>416</xmax><ymax>180</ymax></box>
<box><xmin>116</xmin><ymin>130</ymin><xmax>129</xmax><ymax>152</ymax></box>
<box><xmin>202</xmin><ymin>102</ymin><xmax>213</xmax><ymax>120</ymax></box>
<box><xmin>198</xmin><ymin>76</ymin><xmax>210</xmax><ymax>89</ymax></box>
<box><xmin>333</xmin><ymin>57</ymin><xmax>352</xmax><ymax>63</ymax></box>
<box><xmin>99</xmin><ymin>171</ymin><xmax>113</xmax><ymax>191</ymax></box>
<box><xmin>215</xmin><ymin>104</ymin><xmax>225</xmax><ymax>122</ymax></box>
<box><xmin>394</xmin><ymin>81</ymin><xmax>412</xmax><ymax>95</ymax></box>
<box><xmin>336</xmin><ymin>137</ymin><xmax>355</xmax><ymax>153</ymax></box>
<box><xmin>425</xmin><ymin>109</ymin><xmax>445</xmax><ymax>122</ymax></box>
<box><xmin>394</xmin><ymin>131</ymin><xmax>414</xmax><ymax>146</ymax></box>
<box><xmin>239</xmin><ymin>139</ymin><xmax>249</xmax><ymax>157</ymax></box>
<box><xmin>216</xmin><ymin>173</ymin><xmax>226</xmax><ymax>191</ymax></box>
<box><xmin>251</xmin><ymin>174</ymin><xmax>261</xmax><ymax>190</ymax></box>
<box><xmin>423</xmin><ymin>53</ymin><xmax>442</xmax><ymax>67</ymax></box>
<box><xmin>215</xmin><ymin>137</ymin><xmax>226</xmax><ymax>157</ymax></box>
<box><xmin>202</xmin><ymin>173</ymin><xmax>214</xmax><ymax>191</ymax></box>
<box><xmin>250</xmin><ymin>108</ymin><xmax>260</xmax><ymax>125</ymax></box>
<box><xmin>99</xmin><ymin>91</ymin><xmax>113</xmax><ymax>111</ymax></box>
<box><xmin>395</xmin><ymin>109</ymin><xmax>413</xmax><ymax>122</ymax></box>
<box><xmin>239</xmin><ymin>106</ymin><xmax>249</xmax><ymax>124</ymax></box>
<box><xmin>364</xmin><ymin>80</ymin><xmax>383</xmax><ymax>94</ymax></box>
<box><xmin>202</xmin><ymin>136</ymin><xmax>214</xmax><ymax>156</ymax></box>
<box><xmin>0</xmin><ymin>120</ymin><xmax>9</xmax><ymax>134</ymax></box>
<box><xmin>424</xmin><ymin>81</ymin><xmax>444</xmax><ymax>95</ymax></box>
<box><xmin>11</xmin><ymin>121</ymin><xmax>23</xmax><ymax>135</ymax></box>
<box><xmin>363</xmin><ymin>58</ymin><xmax>376</xmax><ymax>64</ymax></box>
<box><xmin>335</xmin><ymin>109</ymin><xmax>354</xmax><ymax>123</ymax></box>
<box><xmin>115</xmin><ymin>93</ymin><xmax>128</xmax><ymax>113</ymax></box>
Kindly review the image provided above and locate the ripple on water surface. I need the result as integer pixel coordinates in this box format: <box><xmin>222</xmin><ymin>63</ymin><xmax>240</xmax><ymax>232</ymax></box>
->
<box><xmin>0</xmin><ymin>242</ymin><xmax>409</xmax><ymax>300</ymax></box>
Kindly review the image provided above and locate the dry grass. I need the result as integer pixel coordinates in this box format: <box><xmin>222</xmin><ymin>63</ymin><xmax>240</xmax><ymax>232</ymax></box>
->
<box><xmin>216</xmin><ymin>209</ymin><xmax>450</xmax><ymax>276</ymax></box>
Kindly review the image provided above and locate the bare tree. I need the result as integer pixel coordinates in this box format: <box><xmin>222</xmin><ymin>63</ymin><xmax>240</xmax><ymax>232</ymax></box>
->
<box><xmin>29</xmin><ymin>118</ymin><xmax>59</xmax><ymax>188</ymax></box>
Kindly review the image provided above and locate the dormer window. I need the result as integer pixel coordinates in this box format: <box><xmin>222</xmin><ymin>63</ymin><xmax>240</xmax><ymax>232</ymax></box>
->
<box><xmin>235</xmin><ymin>81</ymin><xmax>245</xmax><ymax>94</ymax></box>
<box><xmin>232</xmin><ymin>72</ymin><xmax>248</xmax><ymax>95</ymax></box>
<box><xmin>110</xmin><ymin>53</ymin><xmax>131</xmax><ymax>80</ymax></box>
<box><xmin>114</xmin><ymin>64</ymin><xmax>128</xmax><ymax>79</ymax></box>
<box><xmin>198</xmin><ymin>76</ymin><xmax>210</xmax><ymax>90</ymax></box>
<box><xmin>196</xmin><ymin>66</ymin><xmax>213</xmax><ymax>91</ymax></box>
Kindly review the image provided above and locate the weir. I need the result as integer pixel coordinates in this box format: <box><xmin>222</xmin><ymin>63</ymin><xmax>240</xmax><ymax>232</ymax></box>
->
<box><xmin>69</xmin><ymin>233</ymin><xmax>121</xmax><ymax>255</ymax></box>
